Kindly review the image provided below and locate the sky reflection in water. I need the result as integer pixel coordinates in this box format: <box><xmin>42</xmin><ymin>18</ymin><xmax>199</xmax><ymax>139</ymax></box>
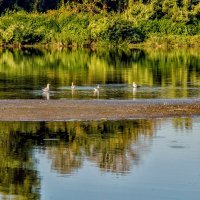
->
<box><xmin>0</xmin><ymin>118</ymin><xmax>199</xmax><ymax>200</ymax></box>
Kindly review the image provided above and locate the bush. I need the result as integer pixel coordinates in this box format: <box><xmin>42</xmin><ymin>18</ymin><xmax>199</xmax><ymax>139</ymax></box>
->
<box><xmin>1</xmin><ymin>24</ymin><xmax>44</xmax><ymax>44</ymax></box>
<box><xmin>90</xmin><ymin>17</ymin><xmax>145</xmax><ymax>46</ymax></box>
<box><xmin>139</xmin><ymin>18</ymin><xmax>200</xmax><ymax>36</ymax></box>
<box><xmin>0</xmin><ymin>5</ymin><xmax>199</xmax><ymax>47</ymax></box>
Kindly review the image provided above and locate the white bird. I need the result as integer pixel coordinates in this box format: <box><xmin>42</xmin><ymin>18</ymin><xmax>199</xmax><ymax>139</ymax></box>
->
<box><xmin>132</xmin><ymin>82</ymin><xmax>137</xmax><ymax>88</ymax></box>
<box><xmin>42</xmin><ymin>83</ymin><xmax>50</xmax><ymax>92</ymax></box>
<box><xmin>93</xmin><ymin>85</ymin><xmax>100</xmax><ymax>98</ymax></box>
<box><xmin>42</xmin><ymin>91</ymin><xmax>50</xmax><ymax>100</ymax></box>
<box><xmin>71</xmin><ymin>82</ymin><xmax>75</xmax><ymax>90</ymax></box>
<box><xmin>94</xmin><ymin>84</ymin><xmax>100</xmax><ymax>92</ymax></box>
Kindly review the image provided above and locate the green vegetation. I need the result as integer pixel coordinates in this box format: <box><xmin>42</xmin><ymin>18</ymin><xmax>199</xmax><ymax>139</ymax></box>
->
<box><xmin>0</xmin><ymin>118</ymin><xmax>192</xmax><ymax>198</ymax></box>
<box><xmin>0</xmin><ymin>1</ymin><xmax>200</xmax><ymax>47</ymax></box>
<box><xmin>0</xmin><ymin>48</ymin><xmax>200</xmax><ymax>99</ymax></box>
<box><xmin>0</xmin><ymin>119</ymin><xmax>155</xmax><ymax>199</ymax></box>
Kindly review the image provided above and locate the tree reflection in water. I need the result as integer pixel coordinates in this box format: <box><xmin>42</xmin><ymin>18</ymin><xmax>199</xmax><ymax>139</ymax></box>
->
<box><xmin>0</xmin><ymin>48</ymin><xmax>200</xmax><ymax>99</ymax></box>
<box><xmin>0</xmin><ymin>118</ymin><xmax>193</xmax><ymax>199</ymax></box>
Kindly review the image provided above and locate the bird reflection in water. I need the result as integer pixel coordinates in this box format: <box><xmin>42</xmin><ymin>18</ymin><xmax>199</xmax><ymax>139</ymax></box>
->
<box><xmin>71</xmin><ymin>89</ymin><xmax>75</xmax><ymax>98</ymax></box>
<box><xmin>42</xmin><ymin>91</ymin><xmax>50</xmax><ymax>100</ymax></box>
<box><xmin>132</xmin><ymin>87</ymin><xmax>137</xmax><ymax>100</ymax></box>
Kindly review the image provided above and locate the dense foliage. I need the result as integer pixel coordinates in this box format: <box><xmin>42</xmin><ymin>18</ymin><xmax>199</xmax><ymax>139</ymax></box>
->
<box><xmin>0</xmin><ymin>0</ymin><xmax>200</xmax><ymax>47</ymax></box>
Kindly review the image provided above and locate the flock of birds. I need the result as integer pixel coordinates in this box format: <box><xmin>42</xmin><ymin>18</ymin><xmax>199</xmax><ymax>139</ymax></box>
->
<box><xmin>42</xmin><ymin>82</ymin><xmax>138</xmax><ymax>100</ymax></box>
<box><xmin>42</xmin><ymin>82</ymin><xmax>138</xmax><ymax>93</ymax></box>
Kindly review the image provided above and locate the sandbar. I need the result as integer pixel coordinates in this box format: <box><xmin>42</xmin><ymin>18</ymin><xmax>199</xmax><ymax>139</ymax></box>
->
<box><xmin>0</xmin><ymin>99</ymin><xmax>200</xmax><ymax>121</ymax></box>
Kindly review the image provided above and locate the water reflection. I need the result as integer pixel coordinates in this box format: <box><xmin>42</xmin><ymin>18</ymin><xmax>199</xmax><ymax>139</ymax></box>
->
<box><xmin>132</xmin><ymin>87</ymin><xmax>137</xmax><ymax>99</ymax></box>
<box><xmin>0</xmin><ymin>118</ymin><xmax>199</xmax><ymax>199</ymax></box>
<box><xmin>42</xmin><ymin>91</ymin><xmax>50</xmax><ymax>100</ymax></box>
<box><xmin>0</xmin><ymin>48</ymin><xmax>200</xmax><ymax>99</ymax></box>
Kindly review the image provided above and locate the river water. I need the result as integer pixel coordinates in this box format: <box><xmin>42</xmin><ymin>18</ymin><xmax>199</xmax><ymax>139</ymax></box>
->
<box><xmin>0</xmin><ymin>118</ymin><xmax>199</xmax><ymax>200</ymax></box>
<box><xmin>0</xmin><ymin>48</ymin><xmax>200</xmax><ymax>100</ymax></box>
<box><xmin>0</xmin><ymin>48</ymin><xmax>200</xmax><ymax>199</ymax></box>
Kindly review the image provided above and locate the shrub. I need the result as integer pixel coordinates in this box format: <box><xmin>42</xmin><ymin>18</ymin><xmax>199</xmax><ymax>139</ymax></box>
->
<box><xmin>90</xmin><ymin>17</ymin><xmax>145</xmax><ymax>46</ymax></box>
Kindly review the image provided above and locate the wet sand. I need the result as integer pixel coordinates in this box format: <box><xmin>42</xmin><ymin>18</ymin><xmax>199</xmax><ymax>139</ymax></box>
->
<box><xmin>0</xmin><ymin>99</ymin><xmax>200</xmax><ymax>121</ymax></box>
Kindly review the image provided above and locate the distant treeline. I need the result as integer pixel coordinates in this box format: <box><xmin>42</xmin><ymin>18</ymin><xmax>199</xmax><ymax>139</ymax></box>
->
<box><xmin>1</xmin><ymin>0</ymin><xmax>200</xmax><ymax>13</ymax></box>
<box><xmin>3</xmin><ymin>0</ymin><xmax>139</xmax><ymax>13</ymax></box>
<box><xmin>0</xmin><ymin>0</ymin><xmax>200</xmax><ymax>47</ymax></box>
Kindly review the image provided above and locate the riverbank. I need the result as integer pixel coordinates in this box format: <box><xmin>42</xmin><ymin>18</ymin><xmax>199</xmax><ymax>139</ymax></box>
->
<box><xmin>0</xmin><ymin>99</ymin><xmax>200</xmax><ymax>121</ymax></box>
<box><xmin>0</xmin><ymin>6</ymin><xmax>200</xmax><ymax>48</ymax></box>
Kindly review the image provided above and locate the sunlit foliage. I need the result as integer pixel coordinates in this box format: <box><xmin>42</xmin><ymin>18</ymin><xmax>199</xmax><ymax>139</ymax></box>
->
<box><xmin>0</xmin><ymin>48</ymin><xmax>200</xmax><ymax>99</ymax></box>
<box><xmin>0</xmin><ymin>119</ymin><xmax>156</xmax><ymax>199</ymax></box>
<box><xmin>0</xmin><ymin>1</ymin><xmax>199</xmax><ymax>46</ymax></box>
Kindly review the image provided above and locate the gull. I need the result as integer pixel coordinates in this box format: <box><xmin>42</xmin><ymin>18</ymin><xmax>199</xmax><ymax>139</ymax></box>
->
<box><xmin>93</xmin><ymin>84</ymin><xmax>100</xmax><ymax>98</ymax></box>
<box><xmin>71</xmin><ymin>82</ymin><xmax>75</xmax><ymax>90</ymax></box>
<box><xmin>132</xmin><ymin>82</ymin><xmax>137</xmax><ymax>88</ymax></box>
<box><xmin>42</xmin><ymin>83</ymin><xmax>50</xmax><ymax>92</ymax></box>
<box><xmin>94</xmin><ymin>84</ymin><xmax>100</xmax><ymax>92</ymax></box>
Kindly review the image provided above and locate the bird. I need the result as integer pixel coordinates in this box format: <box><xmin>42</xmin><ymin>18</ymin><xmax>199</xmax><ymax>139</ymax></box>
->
<box><xmin>94</xmin><ymin>84</ymin><xmax>100</xmax><ymax>92</ymax></box>
<box><xmin>71</xmin><ymin>82</ymin><xmax>75</xmax><ymax>90</ymax></box>
<box><xmin>93</xmin><ymin>84</ymin><xmax>100</xmax><ymax>98</ymax></box>
<box><xmin>132</xmin><ymin>82</ymin><xmax>137</xmax><ymax>88</ymax></box>
<box><xmin>42</xmin><ymin>91</ymin><xmax>50</xmax><ymax>100</ymax></box>
<box><xmin>42</xmin><ymin>83</ymin><xmax>50</xmax><ymax>92</ymax></box>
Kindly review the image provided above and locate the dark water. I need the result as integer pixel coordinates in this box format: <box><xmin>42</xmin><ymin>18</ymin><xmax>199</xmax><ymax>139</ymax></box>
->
<box><xmin>0</xmin><ymin>118</ymin><xmax>200</xmax><ymax>200</ymax></box>
<box><xmin>0</xmin><ymin>48</ymin><xmax>200</xmax><ymax>99</ymax></box>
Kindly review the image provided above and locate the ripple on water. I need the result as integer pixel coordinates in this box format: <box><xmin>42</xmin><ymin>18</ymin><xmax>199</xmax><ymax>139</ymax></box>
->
<box><xmin>169</xmin><ymin>145</ymin><xmax>186</xmax><ymax>149</ymax></box>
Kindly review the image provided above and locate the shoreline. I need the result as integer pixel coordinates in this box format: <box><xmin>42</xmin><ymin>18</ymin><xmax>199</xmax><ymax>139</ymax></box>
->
<box><xmin>0</xmin><ymin>99</ymin><xmax>200</xmax><ymax>121</ymax></box>
<box><xmin>1</xmin><ymin>42</ymin><xmax>200</xmax><ymax>50</ymax></box>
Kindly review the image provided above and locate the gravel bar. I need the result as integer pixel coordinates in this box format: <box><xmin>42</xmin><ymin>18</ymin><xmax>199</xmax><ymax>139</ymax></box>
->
<box><xmin>0</xmin><ymin>99</ymin><xmax>200</xmax><ymax>121</ymax></box>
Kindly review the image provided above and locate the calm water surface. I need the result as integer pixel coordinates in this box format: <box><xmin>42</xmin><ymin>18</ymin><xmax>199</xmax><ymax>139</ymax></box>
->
<box><xmin>0</xmin><ymin>48</ymin><xmax>200</xmax><ymax>99</ymax></box>
<box><xmin>0</xmin><ymin>118</ymin><xmax>200</xmax><ymax>200</ymax></box>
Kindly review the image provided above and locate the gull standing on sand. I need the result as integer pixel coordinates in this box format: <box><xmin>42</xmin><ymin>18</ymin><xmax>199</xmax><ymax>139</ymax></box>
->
<box><xmin>42</xmin><ymin>83</ymin><xmax>50</xmax><ymax>92</ymax></box>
